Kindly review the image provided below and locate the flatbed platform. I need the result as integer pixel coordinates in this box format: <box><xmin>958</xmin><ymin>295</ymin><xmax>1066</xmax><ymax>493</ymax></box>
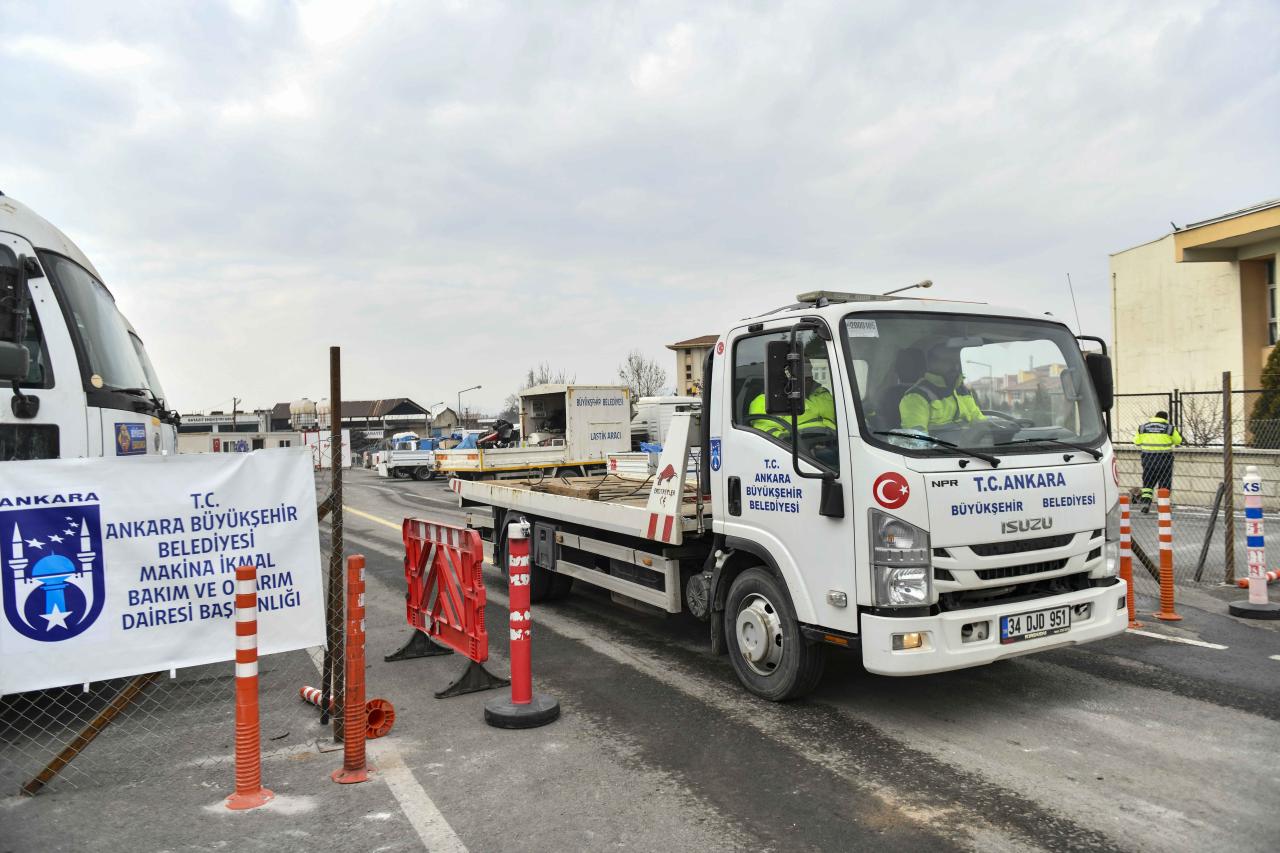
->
<box><xmin>454</xmin><ymin>472</ymin><xmax>710</xmax><ymax>542</ymax></box>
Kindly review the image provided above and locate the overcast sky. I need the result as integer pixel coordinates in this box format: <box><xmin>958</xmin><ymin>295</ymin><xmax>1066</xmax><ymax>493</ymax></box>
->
<box><xmin>3</xmin><ymin>0</ymin><xmax>1277</xmax><ymax>414</ymax></box>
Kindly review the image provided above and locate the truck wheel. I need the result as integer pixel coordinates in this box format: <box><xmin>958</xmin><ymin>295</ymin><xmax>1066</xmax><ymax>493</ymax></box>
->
<box><xmin>724</xmin><ymin>567</ymin><xmax>825</xmax><ymax>701</ymax></box>
<box><xmin>411</xmin><ymin>467</ymin><xmax>430</xmax><ymax>481</ymax></box>
<box><xmin>426</xmin><ymin>470</ymin><xmax>438</xmax><ymax>481</ymax></box>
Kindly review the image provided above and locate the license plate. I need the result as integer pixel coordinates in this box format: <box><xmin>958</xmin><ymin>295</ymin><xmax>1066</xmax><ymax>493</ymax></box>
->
<box><xmin>1000</xmin><ymin>606</ymin><xmax>1070</xmax><ymax>644</ymax></box>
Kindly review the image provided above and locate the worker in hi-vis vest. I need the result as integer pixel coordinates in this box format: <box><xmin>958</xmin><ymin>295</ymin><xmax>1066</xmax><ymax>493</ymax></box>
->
<box><xmin>899</xmin><ymin>345</ymin><xmax>986</xmax><ymax>433</ymax></box>
<box><xmin>1133</xmin><ymin>409</ymin><xmax>1182</xmax><ymax>512</ymax></box>
<box><xmin>748</xmin><ymin>366</ymin><xmax>837</xmax><ymax>439</ymax></box>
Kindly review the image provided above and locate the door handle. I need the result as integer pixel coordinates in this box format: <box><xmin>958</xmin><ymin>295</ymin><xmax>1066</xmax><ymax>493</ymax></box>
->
<box><xmin>728</xmin><ymin>476</ymin><xmax>741</xmax><ymax>516</ymax></box>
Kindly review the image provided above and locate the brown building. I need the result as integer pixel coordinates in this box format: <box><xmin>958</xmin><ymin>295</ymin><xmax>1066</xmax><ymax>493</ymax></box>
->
<box><xmin>667</xmin><ymin>334</ymin><xmax>718</xmax><ymax>396</ymax></box>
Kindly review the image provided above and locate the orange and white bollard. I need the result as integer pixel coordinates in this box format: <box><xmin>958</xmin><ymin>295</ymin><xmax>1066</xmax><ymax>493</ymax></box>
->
<box><xmin>332</xmin><ymin>554</ymin><xmax>372</xmax><ymax>783</ymax></box>
<box><xmin>1229</xmin><ymin>466</ymin><xmax>1280</xmax><ymax>619</ymax></box>
<box><xmin>1118</xmin><ymin>494</ymin><xmax>1143</xmax><ymax>629</ymax></box>
<box><xmin>226</xmin><ymin>565</ymin><xmax>273</xmax><ymax>810</ymax></box>
<box><xmin>299</xmin><ymin>686</ymin><xmax>395</xmax><ymax>739</ymax></box>
<box><xmin>1153</xmin><ymin>488</ymin><xmax>1182</xmax><ymax>622</ymax></box>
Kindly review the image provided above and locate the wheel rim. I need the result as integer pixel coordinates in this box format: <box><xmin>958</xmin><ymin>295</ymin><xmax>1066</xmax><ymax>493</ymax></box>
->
<box><xmin>735</xmin><ymin>593</ymin><xmax>784</xmax><ymax>676</ymax></box>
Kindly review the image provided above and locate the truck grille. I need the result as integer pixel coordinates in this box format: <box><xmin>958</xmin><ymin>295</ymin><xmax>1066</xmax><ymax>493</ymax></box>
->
<box><xmin>975</xmin><ymin>558</ymin><xmax>1068</xmax><ymax>581</ymax></box>
<box><xmin>969</xmin><ymin>534</ymin><xmax>1073</xmax><ymax>557</ymax></box>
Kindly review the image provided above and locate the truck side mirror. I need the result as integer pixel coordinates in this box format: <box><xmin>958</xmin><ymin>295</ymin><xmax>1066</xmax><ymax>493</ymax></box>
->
<box><xmin>764</xmin><ymin>339</ymin><xmax>802</xmax><ymax>415</ymax></box>
<box><xmin>1084</xmin><ymin>352</ymin><xmax>1113</xmax><ymax>411</ymax></box>
<box><xmin>0</xmin><ymin>257</ymin><xmax>32</xmax><ymax>383</ymax></box>
<box><xmin>0</xmin><ymin>341</ymin><xmax>30</xmax><ymax>382</ymax></box>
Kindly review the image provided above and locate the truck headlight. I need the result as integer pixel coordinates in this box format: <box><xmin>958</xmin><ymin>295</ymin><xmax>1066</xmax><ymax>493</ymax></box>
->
<box><xmin>1102</xmin><ymin>500</ymin><xmax>1121</xmax><ymax>577</ymax></box>
<box><xmin>870</xmin><ymin>510</ymin><xmax>931</xmax><ymax>606</ymax></box>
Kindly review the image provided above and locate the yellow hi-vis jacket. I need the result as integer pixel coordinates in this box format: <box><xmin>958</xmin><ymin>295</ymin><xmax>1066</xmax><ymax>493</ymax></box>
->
<box><xmin>1133</xmin><ymin>417</ymin><xmax>1182</xmax><ymax>451</ymax></box>
<box><xmin>899</xmin><ymin>373</ymin><xmax>986</xmax><ymax>433</ymax></box>
<box><xmin>748</xmin><ymin>387</ymin><xmax>837</xmax><ymax>438</ymax></box>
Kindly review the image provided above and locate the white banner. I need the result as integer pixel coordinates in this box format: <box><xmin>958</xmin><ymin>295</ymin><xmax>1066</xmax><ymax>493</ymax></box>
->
<box><xmin>0</xmin><ymin>449</ymin><xmax>324</xmax><ymax>695</ymax></box>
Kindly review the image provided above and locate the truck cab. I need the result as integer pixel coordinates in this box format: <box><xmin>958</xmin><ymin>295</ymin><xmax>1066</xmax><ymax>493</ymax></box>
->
<box><xmin>709</xmin><ymin>291</ymin><xmax>1124</xmax><ymax>687</ymax></box>
<box><xmin>0</xmin><ymin>192</ymin><xmax>177</xmax><ymax>461</ymax></box>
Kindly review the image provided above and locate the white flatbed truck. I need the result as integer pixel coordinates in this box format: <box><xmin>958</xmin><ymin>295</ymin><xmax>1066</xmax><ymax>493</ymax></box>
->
<box><xmin>1</xmin><ymin>192</ymin><xmax>177</xmax><ymax>460</ymax></box>
<box><xmin>454</xmin><ymin>291</ymin><xmax>1128</xmax><ymax>700</ymax></box>
<box><xmin>435</xmin><ymin>384</ymin><xmax>630</xmax><ymax>479</ymax></box>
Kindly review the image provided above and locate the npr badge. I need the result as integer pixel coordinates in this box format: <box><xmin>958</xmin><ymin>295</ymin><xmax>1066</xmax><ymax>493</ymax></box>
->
<box><xmin>115</xmin><ymin>422</ymin><xmax>147</xmax><ymax>456</ymax></box>
<box><xmin>2</xmin><ymin>502</ymin><xmax>105</xmax><ymax>642</ymax></box>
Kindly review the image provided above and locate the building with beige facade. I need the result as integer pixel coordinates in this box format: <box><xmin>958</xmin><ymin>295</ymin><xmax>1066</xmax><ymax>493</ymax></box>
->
<box><xmin>1111</xmin><ymin>199</ymin><xmax>1279</xmax><ymax>394</ymax></box>
<box><xmin>667</xmin><ymin>334</ymin><xmax>718</xmax><ymax>395</ymax></box>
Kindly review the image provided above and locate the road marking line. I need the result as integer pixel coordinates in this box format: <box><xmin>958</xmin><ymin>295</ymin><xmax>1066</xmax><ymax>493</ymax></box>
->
<box><xmin>345</xmin><ymin>505</ymin><xmax>403</xmax><ymax>531</ymax></box>
<box><xmin>298</xmin><ymin>574</ymin><xmax>465</xmax><ymax>853</ymax></box>
<box><xmin>369</xmin><ymin>742</ymin><xmax>469</xmax><ymax>853</ymax></box>
<box><xmin>1126</xmin><ymin>628</ymin><xmax>1227</xmax><ymax>650</ymax></box>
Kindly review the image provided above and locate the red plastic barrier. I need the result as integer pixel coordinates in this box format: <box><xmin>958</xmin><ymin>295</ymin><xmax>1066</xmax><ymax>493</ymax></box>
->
<box><xmin>403</xmin><ymin>518</ymin><xmax>490</xmax><ymax>662</ymax></box>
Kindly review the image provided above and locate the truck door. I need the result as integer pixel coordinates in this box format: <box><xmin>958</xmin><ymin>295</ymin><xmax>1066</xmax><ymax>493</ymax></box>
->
<box><xmin>0</xmin><ymin>237</ymin><xmax>89</xmax><ymax>458</ymax></box>
<box><xmin>714</xmin><ymin>322</ymin><xmax>858</xmax><ymax>634</ymax></box>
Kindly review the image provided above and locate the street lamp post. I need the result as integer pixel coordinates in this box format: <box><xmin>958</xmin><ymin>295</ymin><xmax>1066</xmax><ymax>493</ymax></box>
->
<box><xmin>457</xmin><ymin>386</ymin><xmax>481</xmax><ymax>430</ymax></box>
<box><xmin>882</xmin><ymin>279</ymin><xmax>933</xmax><ymax>297</ymax></box>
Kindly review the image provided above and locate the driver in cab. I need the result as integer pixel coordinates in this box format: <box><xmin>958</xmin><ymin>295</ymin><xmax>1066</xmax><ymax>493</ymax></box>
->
<box><xmin>748</xmin><ymin>356</ymin><xmax>836</xmax><ymax>440</ymax></box>
<box><xmin>899</xmin><ymin>344</ymin><xmax>985</xmax><ymax>433</ymax></box>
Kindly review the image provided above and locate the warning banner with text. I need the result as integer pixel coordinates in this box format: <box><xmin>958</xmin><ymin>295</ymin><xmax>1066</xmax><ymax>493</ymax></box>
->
<box><xmin>0</xmin><ymin>449</ymin><xmax>324</xmax><ymax>695</ymax></box>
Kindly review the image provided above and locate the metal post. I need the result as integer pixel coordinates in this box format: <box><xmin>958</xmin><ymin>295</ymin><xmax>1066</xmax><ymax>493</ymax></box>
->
<box><xmin>1223</xmin><ymin>371</ymin><xmax>1235</xmax><ymax>585</ymax></box>
<box><xmin>320</xmin><ymin>346</ymin><xmax>345</xmax><ymax>741</ymax></box>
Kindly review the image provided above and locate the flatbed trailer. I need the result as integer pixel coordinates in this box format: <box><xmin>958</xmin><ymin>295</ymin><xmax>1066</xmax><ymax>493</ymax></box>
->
<box><xmin>457</xmin><ymin>415</ymin><xmax>708</xmax><ymax>614</ymax></box>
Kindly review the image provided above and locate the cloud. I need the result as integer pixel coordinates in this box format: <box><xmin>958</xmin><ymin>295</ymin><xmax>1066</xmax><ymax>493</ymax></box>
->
<box><xmin>0</xmin><ymin>0</ymin><xmax>1277</xmax><ymax>414</ymax></box>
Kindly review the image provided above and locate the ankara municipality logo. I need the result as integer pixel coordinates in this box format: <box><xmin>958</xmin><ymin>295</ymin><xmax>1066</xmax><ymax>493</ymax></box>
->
<box><xmin>2</xmin><ymin>498</ymin><xmax>104</xmax><ymax>642</ymax></box>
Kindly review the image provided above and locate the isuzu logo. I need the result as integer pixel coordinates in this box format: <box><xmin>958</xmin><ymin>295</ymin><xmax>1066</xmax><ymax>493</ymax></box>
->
<box><xmin>1001</xmin><ymin>517</ymin><xmax>1054</xmax><ymax>534</ymax></box>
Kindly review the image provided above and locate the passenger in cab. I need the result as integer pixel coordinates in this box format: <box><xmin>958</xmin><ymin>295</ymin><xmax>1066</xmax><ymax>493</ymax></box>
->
<box><xmin>748</xmin><ymin>362</ymin><xmax>836</xmax><ymax>438</ymax></box>
<box><xmin>898</xmin><ymin>344</ymin><xmax>985</xmax><ymax>433</ymax></box>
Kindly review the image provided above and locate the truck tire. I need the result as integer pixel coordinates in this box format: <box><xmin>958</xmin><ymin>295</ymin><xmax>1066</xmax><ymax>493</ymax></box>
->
<box><xmin>495</xmin><ymin>512</ymin><xmax>574</xmax><ymax>602</ymax></box>
<box><xmin>412</xmin><ymin>467</ymin><xmax>430</xmax><ymax>481</ymax></box>
<box><xmin>724</xmin><ymin>567</ymin><xmax>825</xmax><ymax>701</ymax></box>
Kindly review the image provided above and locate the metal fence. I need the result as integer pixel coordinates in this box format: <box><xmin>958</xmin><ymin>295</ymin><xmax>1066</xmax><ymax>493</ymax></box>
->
<box><xmin>1115</xmin><ymin>381</ymin><xmax>1280</xmax><ymax>590</ymax></box>
<box><xmin>0</xmin><ymin>348</ymin><xmax>350</xmax><ymax>797</ymax></box>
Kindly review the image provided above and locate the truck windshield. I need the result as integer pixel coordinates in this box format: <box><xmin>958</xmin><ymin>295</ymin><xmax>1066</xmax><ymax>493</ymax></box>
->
<box><xmin>842</xmin><ymin>311</ymin><xmax>1105</xmax><ymax>455</ymax></box>
<box><xmin>40</xmin><ymin>253</ymin><xmax>152</xmax><ymax>392</ymax></box>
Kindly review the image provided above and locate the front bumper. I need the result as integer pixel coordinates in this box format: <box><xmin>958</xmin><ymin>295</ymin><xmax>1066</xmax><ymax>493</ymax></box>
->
<box><xmin>860</xmin><ymin>580</ymin><xmax>1128</xmax><ymax>676</ymax></box>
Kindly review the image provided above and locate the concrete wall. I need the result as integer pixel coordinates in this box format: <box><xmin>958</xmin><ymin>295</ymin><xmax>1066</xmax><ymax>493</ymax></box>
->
<box><xmin>1115</xmin><ymin>446</ymin><xmax>1280</xmax><ymax>510</ymax></box>
<box><xmin>1111</xmin><ymin>234</ymin><xmax>1242</xmax><ymax>394</ymax></box>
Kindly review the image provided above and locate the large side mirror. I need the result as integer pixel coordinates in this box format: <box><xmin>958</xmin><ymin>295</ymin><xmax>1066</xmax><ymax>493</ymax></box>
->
<box><xmin>1</xmin><ymin>254</ymin><xmax>32</xmax><ymax>382</ymax></box>
<box><xmin>764</xmin><ymin>339</ymin><xmax>801</xmax><ymax>415</ymax></box>
<box><xmin>0</xmin><ymin>341</ymin><xmax>30</xmax><ymax>382</ymax></box>
<box><xmin>1084</xmin><ymin>352</ymin><xmax>1113</xmax><ymax>411</ymax></box>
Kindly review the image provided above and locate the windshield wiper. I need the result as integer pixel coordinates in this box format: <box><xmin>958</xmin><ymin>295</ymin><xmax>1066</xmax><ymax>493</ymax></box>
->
<box><xmin>992</xmin><ymin>437</ymin><xmax>1102</xmax><ymax>460</ymax></box>
<box><xmin>873</xmin><ymin>431</ymin><xmax>1000</xmax><ymax>467</ymax></box>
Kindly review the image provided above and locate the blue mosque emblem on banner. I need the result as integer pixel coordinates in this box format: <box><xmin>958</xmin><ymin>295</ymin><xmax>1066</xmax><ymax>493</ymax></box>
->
<box><xmin>2</xmin><ymin>503</ymin><xmax>105</xmax><ymax>642</ymax></box>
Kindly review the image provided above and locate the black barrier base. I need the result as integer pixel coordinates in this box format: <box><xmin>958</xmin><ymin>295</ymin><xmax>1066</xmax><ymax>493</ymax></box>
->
<box><xmin>1228</xmin><ymin>599</ymin><xmax>1280</xmax><ymax>620</ymax></box>
<box><xmin>385</xmin><ymin>630</ymin><xmax>453</xmax><ymax>662</ymax></box>
<box><xmin>484</xmin><ymin>693</ymin><xmax>561</xmax><ymax>729</ymax></box>
<box><xmin>435</xmin><ymin>660</ymin><xmax>510</xmax><ymax>699</ymax></box>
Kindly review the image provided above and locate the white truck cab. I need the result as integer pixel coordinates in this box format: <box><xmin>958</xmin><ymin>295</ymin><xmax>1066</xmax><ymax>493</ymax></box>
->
<box><xmin>0</xmin><ymin>192</ymin><xmax>177</xmax><ymax>461</ymax></box>
<box><xmin>456</xmin><ymin>290</ymin><xmax>1127</xmax><ymax>700</ymax></box>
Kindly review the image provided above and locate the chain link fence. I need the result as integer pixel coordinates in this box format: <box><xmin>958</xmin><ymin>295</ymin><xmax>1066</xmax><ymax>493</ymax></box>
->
<box><xmin>1116</xmin><ymin>383</ymin><xmax>1280</xmax><ymax>590</ymax></box>
<box><xmin>1</xmin><ymin>350</ymin><xmax>349</xmax><ymax>798</ymax></box>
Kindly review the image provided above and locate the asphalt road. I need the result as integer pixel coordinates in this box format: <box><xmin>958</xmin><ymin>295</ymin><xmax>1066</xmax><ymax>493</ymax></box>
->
<box><xmin>334</xmin><ymin>469</ymin><xmax>1280</xmax><ymax>853</ymax></box>
<box><xmin>6</xmin><ymin>468</ymin><xmax>1278</xmax><ymax>853</ymax></box>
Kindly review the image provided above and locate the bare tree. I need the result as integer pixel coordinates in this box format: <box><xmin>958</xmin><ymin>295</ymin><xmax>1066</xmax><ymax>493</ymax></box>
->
<box><xmin>617</xmin><ymin>350</ymin><xmax>668</xmax><ymax>400</ymax></box>
<box><xmin>500</xmin><ymin>362</ymin><xmax>578</xmax><ymax>421</ymax></box>
<box><xmin>1180</xmin><ymin>392</ymin><xmax>1240</xmax><ymax>446</ymax></box>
